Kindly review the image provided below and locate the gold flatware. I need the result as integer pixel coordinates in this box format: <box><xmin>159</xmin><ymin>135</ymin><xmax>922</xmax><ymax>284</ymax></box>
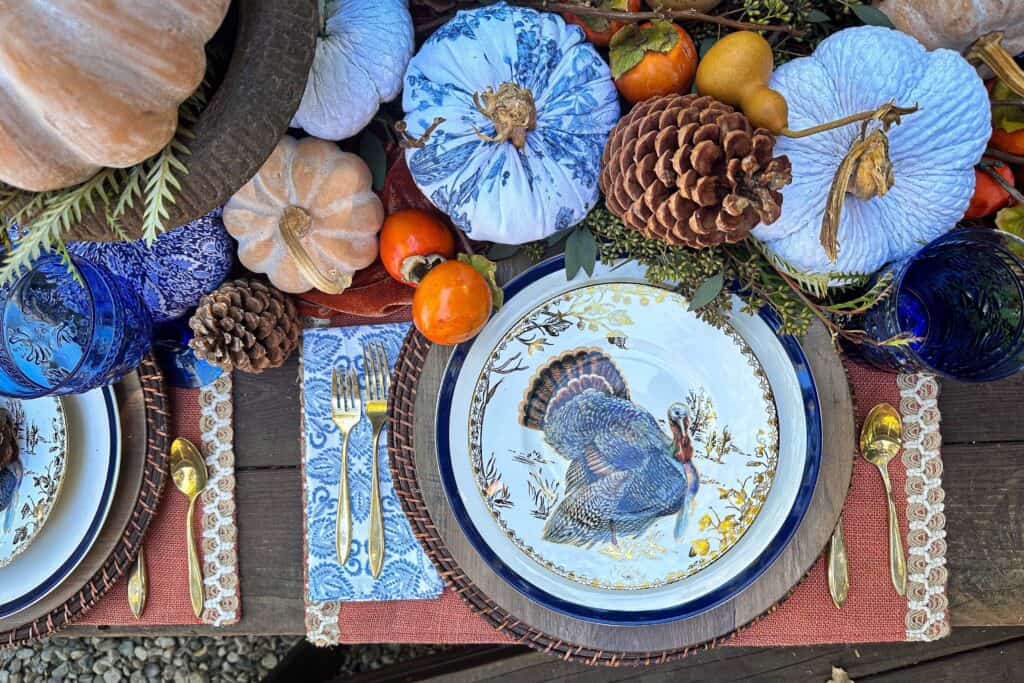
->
<box><xmin>331</xmin><ymin>367</ymin><xmax>362</xmax><ymax>566</ymax></box>
<box><xmin>860</xmin><ymin>403</ymin><xmax>907</xmax><ymax>596</ymax></box>
<box><xmin>827</xmin><ymin>519</ymin><xmax>849</xmax><ymax>608</ymax></box>
<box><xmin>362</xmin><ymin>342</ymin><xmax>390</xmax><ymax>579</ymax></box>
<box><xmin>170</xmin><ymin>437</ymin><xmax>209</xmax><ymax>618</ymax></box>
<box><xmin>128</xmin><ymin>546</ymin><xmax>147</xmax><ymax>619</ymax></box>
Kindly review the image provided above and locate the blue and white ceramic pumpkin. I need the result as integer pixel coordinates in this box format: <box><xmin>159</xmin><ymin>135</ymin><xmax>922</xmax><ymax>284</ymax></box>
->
<box><xmin>401</xmin><ymin>3</ymin><xmax>620</xmax><ymax>244</ymax></box>
<box><xmin>70</xmin><ymin>209</ymin><xmax>234</xmax><ymax>323</ymax></box>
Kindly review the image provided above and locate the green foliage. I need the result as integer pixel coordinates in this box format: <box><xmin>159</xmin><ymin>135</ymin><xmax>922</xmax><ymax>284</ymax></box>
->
<box><xmin>0</xmin><ymin>82</ymin><xmax>208</xmax><ymax>284</ymax></box>
<box><xmin>580</xmin><ymin>204</ymin><xmax>815</xmax><ymax>336</ymax></box>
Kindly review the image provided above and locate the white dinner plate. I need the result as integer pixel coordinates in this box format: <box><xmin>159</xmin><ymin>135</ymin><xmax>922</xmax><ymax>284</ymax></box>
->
<box><xmin>0</xmin><ymin>386</ymin><xmax>120</xmax><ymax>618</ymax></box>
<box><xmin>436</xmin><ymin>258</ymin><xmax>822</xmax><ymax>624</ymax></box>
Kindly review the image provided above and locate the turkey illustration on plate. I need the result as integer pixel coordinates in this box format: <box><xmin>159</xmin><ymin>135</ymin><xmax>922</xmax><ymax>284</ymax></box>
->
<box><xmin>465</xmin><ymin>282</ymin><xmax>780</xmax><ymax>590</ymax></box>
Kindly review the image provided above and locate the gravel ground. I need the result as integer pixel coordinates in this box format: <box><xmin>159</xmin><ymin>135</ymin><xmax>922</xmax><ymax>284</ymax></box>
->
<box><xmin>0</xmin><ymin>636</ymin><xmax>297</xmax><ymax>683</ymax></box>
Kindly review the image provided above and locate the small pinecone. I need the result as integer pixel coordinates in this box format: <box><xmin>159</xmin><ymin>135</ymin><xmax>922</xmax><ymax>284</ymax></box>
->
<box><xmin>189</xmin><ymin>279</ymin><xmax>301</xmax><ymax>374</ymax></box>
<box><xmin>599</xmin><ymin>94</ymin><xmax>792</xmax><ymax>248</ymax></box>
<box><xmin>0</xmin><ymin>409</ymin><xmax>18</xmax><ymax>470</ymax></box>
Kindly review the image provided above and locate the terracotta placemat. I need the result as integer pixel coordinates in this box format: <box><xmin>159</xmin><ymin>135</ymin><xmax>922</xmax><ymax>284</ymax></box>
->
<box><xmin>80</xmin><ymin>374</ymin><xmax>240</xmax><ymax>627</ymax></box>
<box><xmin>0</xmin><ymin>358</ymin><xmax>169</xmax><ymax>646</ymax></box>
<box><xmin>305</xmin><ymin>339</ymin><xmax>947</xmax><ymax>653</ymax></box>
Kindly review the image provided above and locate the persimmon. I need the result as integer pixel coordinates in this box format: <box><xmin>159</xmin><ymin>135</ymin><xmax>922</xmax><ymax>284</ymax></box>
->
<box><xmin>562</xmin><ymin>0</ymin><xmax>641</xmax><ymax>48</ymax></box>
<box><xmin>611</xmin><ymin>21</ymin><xmax>698</xmax><ymax>104</ymax></box>
<box><xmin>990</xmin><ymin>128</ymin><xmax>1024</xmax><ymax>156</ymax></box>
<box><xmin>379</xmin><ymin>209</ymin><xmax>456</xmax><ymax>287</ymax></box>
<box><xmin>965</xmin><ymin>160</ymin><xmax>1015</xmax><ymax>219</ymax></box>
<box><xmin>413</xmin><ymin>260</ymin><xmax>492</xmax><ymax>345</ymax></box>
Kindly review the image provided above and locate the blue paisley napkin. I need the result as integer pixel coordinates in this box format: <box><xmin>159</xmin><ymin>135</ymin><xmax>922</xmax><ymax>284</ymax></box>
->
<box><xmin>302</xmin><ymin>323</ymin><xmax>443</xmax><ymax>602</ymax></box>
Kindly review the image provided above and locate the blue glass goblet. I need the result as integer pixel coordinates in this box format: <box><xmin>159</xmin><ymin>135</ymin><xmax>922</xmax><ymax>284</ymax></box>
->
<box><xmin>0</xmin><ymin>254</ymin><xmax>153</xmax><ymax>398</ymax></box>
<box><xmin>842</xmin><ymin>228</ymin><xmax>1024</xmax><ymax>381</ymax></box>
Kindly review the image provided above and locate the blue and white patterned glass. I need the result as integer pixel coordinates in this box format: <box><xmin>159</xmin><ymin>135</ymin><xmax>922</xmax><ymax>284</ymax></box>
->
<box><xmin>843</xmin><ymin>228</ymin><xmax>1024</xmax><ymax>381</ymax></box>
<box><xmin>0</xmin><ymin>254</ymin><xmax>152</xmax><ymax>398</ymax></box>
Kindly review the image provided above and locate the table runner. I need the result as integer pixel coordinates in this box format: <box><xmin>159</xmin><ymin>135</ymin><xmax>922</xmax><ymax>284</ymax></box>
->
<box><xmin>304</xmin><ymin>353</ymin><xmax>948</xmax><ymax>646</ymax></box>
<box><xmin>80</xmin><ymin>375</ymin><xmax>240</xmax><ymax>626</ymax></box>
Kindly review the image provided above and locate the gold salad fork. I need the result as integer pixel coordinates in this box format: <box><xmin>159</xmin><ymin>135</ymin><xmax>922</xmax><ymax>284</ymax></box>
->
<box><xmin>362</xmin><ymin>342</ymin><xmax>390</xmax><ymax>579</ymax></box>
<box><xmin>331</xmin><ymin>367</ymin><xmax>362</xmax><ymax>566</ymax></box>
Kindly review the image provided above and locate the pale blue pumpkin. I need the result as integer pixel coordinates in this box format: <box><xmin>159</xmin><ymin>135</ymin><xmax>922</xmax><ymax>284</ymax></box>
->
<box><xmin>402</xmin><ymin>3</ymin><xmax>620</xmax><ymax>244</ymax></box>
<box><xmin>752</xmin><ymin>27</ymin><xmax>990</xmax><ymax>277</ymax></box>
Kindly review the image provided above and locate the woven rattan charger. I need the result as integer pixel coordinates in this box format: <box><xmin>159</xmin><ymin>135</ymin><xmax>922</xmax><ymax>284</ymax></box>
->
<box><xmin>388</xmin><ymin>260</ymin><xmax>855</xmax><ymax>666</ymax></box>
<box><xmin>0</xmin><ymin>355</ymin><xmax>169</xmax><ymax>646</ymax></box>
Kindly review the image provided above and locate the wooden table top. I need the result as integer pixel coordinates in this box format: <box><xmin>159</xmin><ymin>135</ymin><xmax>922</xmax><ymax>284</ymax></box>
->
<box><xmin>69</xmin><ymin>358</ymin><xmax>1024</xmax><ymax>639</ymax></box>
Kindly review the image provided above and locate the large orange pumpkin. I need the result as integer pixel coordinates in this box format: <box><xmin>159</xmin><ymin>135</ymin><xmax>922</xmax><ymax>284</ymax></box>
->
<box><xmin>0</xmin><ymin>0</ymin><xmax>231</xmax><ymax>192</ymax></box>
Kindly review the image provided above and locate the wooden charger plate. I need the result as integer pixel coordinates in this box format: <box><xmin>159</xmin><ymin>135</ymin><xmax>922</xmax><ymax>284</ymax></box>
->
<box><xmin>389</xmin><ymin>261</ymin><xmax>855</xmax><ymax>665</ymax></box>
<box><xmin>0</xmin><ymin>357</ymin><xmax>169</xmax><ymax>645</ymax></box>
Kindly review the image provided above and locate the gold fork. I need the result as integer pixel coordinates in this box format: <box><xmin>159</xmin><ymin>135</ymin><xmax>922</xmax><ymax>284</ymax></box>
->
<box><xmin>331</xmin><ymin>367</ymin><xmax>362</xmax><ymax>566</ymax></box>
<box><xmin>362</xmin><ymin>342</ymin><xmax>390</xmax><ymax>579</ymax></box>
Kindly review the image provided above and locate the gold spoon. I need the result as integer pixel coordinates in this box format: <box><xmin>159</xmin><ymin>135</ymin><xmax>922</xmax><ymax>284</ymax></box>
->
<box><xmin>170</xmin><ymin>437</ymin><xmax>209</xmax><ymax>618</ymax></box>
<box><xmin>860</xmin><ymin>403</ymin><xmax>907</xmax><ymax>596</ymax></box>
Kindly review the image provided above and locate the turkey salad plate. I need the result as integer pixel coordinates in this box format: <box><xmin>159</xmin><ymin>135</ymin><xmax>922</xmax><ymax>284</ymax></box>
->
<box><xmin>436</xmin><ymin>257</ymin><xmax>821</xmax><ymax>624</ymax></box>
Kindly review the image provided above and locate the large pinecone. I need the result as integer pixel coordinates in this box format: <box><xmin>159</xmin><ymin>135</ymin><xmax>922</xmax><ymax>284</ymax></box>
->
<box><xmin>0</xmin><ymin>408</ymin><xmax>18</xmax><ymax>470</ymax></box>
<box><xmin>600</xmin><ymin>94</ymin><xmax>792</xmax><ymax>248</ymax></box>
<box><xmin>189</xmin><ymin>279</ymin><xmax>301</xmax><ymax>374</ymax></box>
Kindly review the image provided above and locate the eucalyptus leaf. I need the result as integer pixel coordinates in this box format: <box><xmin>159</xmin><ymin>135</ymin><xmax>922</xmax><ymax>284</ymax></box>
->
<box><xmin>358</xmin><ymin>133</ymin><xmax>387</xmax><ymax>191</ymax></box>
<box><xmin>698</xmin><ymin>36</ymin><xmax>718</xmax><ymax>59</ymax></box>
<box><xmin>609</xmin><ymin>20</ymin><xmax>679</xmax><ymax>80</ymax></box>
<box><xmin>852</xmin><ymin>5</ymin><xmax>894</xmax><ymax>28</ymax></box>
<box><xmin>565</xmin><ymin>227</ymin><xmax>582</xmax><ymax>280</ymax></box>
<box><xmin>688</xmin><ymin>271</ymin><xmax>724</xmax><ymax>311</ymax></box>
<box><xmin>487</xmin><ymin>243</ymin><xmax>521</xmax><ymax>260</ymax></box>
<box><xmin>578</xmin><ymin>227</ymin><xmax>598</xmax><ymax>276</ymax></box>
<box><xmin>806</xmin><ymin>9</ymin><xmax>831</xmax><ymax>23</ymax></box>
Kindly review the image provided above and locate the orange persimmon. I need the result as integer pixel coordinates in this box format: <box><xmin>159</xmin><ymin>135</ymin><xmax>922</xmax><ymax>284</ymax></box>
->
<box><xmin>412</xmin><ymin>260</ymin><xmax>492</xmax><ymax>345</ymax></box>
<box><xmin>379</xmin><ymin>209</ymin><xmax>456</xmax><ymax>287</ymax></box>
<box><xmin>612</xmin><ymin>21</ymin><xmax>698</xmax><ymax>104</ymax></box>
<box><xmin>966</xmin><ymin>160</ymin><xmax>1015</xmax><ymax>219</ymax></box>
<box><xmin>562</xmin><ymin>0</ymin><xmax>642</xmax><ymax>48</ymax></box>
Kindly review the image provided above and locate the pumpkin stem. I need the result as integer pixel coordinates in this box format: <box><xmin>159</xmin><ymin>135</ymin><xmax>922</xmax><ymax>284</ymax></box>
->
<box><xmin>780</xmin><ymin>103</ymin><xmax>919</xmax><ymax>139</ymax></box>
<box><xmin>472</xmin><ymin>82</ymin><xmax>537</xmax><ymax>150</ymax></box>
<box><xmin>967</xmin><ymin>32</ymin><xmax>1024</xmax><ymax>99</ymax></box>
<box><xmin>278</xmin><ymin>205</ymin><xmax>351</xmax><ymax>295</ymax></box>
<box><xmin>819</xmin><ymin>104</ymin><xmax>912</xmax><ymax>263</ymax></box>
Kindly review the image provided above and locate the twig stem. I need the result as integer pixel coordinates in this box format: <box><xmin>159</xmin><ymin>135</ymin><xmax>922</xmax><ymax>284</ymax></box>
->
<box><xmin>979</xmin><ymin>161</ymin><xmax>1024</xmax><ymax>205</ymax></box>
<box><xmin>985</xmin><ymin>146</ymin><xmax>1024</xmax><ymax>166</ymax></box>
<box><xmin>416</xmin><ymin>1</ymin><xmax>803</xmax><ymax>36</ymax></box>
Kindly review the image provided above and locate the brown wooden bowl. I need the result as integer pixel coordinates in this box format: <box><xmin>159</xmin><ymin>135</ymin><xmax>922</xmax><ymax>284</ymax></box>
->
<box><xmin>67</xmin><ymin>0</ymin><xmax>317</xmax><ymax>242</ymax></box>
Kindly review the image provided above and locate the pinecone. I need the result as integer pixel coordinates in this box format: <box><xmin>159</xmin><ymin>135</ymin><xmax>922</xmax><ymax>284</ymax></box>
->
<box><xmin>189</xmin><ymin>279</ymin><xmax>301</xmax><ymax>374</ymax></box>
<box><xmin>0</xmin><ymin>408</ymin><xmax>18</xmax><ymax>470</ymax></box>
<box><xmin>599</xmin><ymin>94</ymin><xmax>792</xmax><ymax>248</ymax></box>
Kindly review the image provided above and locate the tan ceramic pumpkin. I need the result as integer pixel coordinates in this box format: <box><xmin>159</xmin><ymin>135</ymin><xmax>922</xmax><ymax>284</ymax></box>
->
<box><xmin>876</xmin><ymin>0</ymin><xmax>1024</xmax><ymax>53</ymax></box>
<box><xmin>223</xmin><ymin>136</ymin><xmax>384</xmax><ymax>295</ymax></box>
<box><xmin>0</xmin><ymin>0</ymin><xmax>231</xmax><ymax>192</ymax></box>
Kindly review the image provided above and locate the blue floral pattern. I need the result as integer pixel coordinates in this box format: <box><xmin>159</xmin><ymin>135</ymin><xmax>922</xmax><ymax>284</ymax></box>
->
<box><xmin>302</xmin><ymin>324</ymin><xmax>442</xmax><ymax>602</ymax></box>
<box><xmin>402</xmin><ymin>3</ymin><xmax>619</xmax><ymax>244</ymax></box>
<box><xmin>70</xmin><ymin>209</ymin><xmax>234</xmax><ymax>323</ymax></box>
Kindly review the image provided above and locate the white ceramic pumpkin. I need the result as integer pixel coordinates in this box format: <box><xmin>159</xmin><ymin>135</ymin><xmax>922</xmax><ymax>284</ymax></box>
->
<box><xmin>290</xmin><ymin>0</ymin><xmax>414</xmax><ymax>141</ymax></box>
<box><xmin>401</xmin><ymin>3</ymin><xmax>620</xmax><ymax>244</ymax></box>
<box><xmin>0</xmin><ymin>0</ymin><xmax>230</xmax><ymax>192</ymax></box>
<box><xmin>752</xmin><ymin>27</ymin><xmax>990</xmax><ymax>276</ymax></box>
<box><xmin>223</xmin><ymin>136</ymin><xmax>384</xmax><ymax>295</ymax></box>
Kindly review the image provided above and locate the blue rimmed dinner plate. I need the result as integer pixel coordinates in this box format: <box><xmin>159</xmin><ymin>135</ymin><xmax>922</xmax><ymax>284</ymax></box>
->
<box><xmin>435</xmin><ymin>257</ymin><xmax>821</xmax><ymax>625</ymax></box>
<box><xmin>0</xmin><ymin>386</ymin><xmax>120</xmax><ymax>618</ymax></box>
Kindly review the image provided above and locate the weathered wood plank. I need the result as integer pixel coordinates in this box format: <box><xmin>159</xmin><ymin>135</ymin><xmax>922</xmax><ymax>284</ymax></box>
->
<box><xmin>234</xmin><ymin>358</ymin><xmax>302</xmax><ymax>469</ymax></box>
<box><xmin>937</xmin><ymin>374</ymin><xmax>1024</xmax><ymax>446</ymax></box>
<box><xmin>423</xmin><ymin>628</ymin><xmax>1024</xmax><ymax>683</ymax></box>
